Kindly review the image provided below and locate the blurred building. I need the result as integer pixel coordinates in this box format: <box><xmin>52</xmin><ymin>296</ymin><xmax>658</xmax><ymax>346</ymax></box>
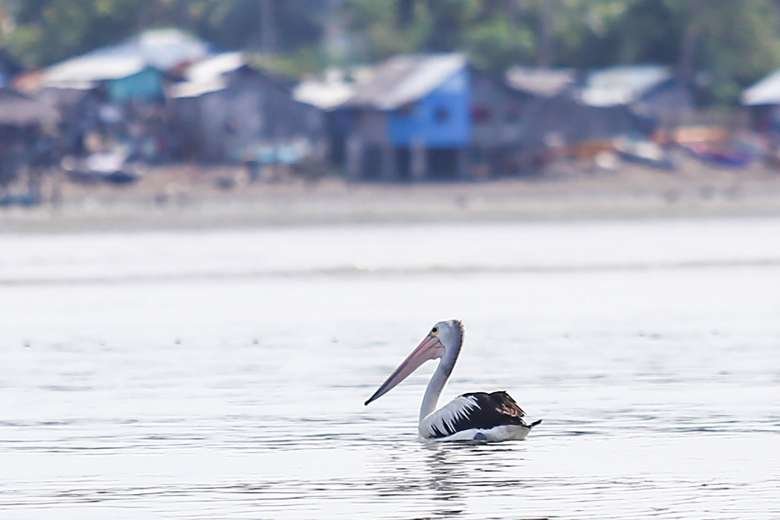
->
<box><xmin>294</xmin><ymin>68</ymin><xmax>360</xmax><ymax>167</ymax></box>
<box><xmin>0</xmin><ymin>88</ymin><xmax>59</xmax><ymax>129</ymax></box>
<box><xmin>0</xmin><ymin>88</ymin><xmax>59</xmax><ymax>203</ymax></box>
<box><xmin>502</xmin><ymin>64</ymin><xmax>693</xmax><ymax>165</ymax></box>
<box><xmin>333</xmin><ymin>53</ymin><xmax>534</xmax><ymax>181</ymax></box>
<box><xmin>330</xmin><ymin>57</ymin><xmax>694</xmax><ymax>181</ymax></box>
<box><xmin>337</xmin><ymin>53</ymin><xmax>470</xmax><ymax>181</ymax></box>
<box><xmin>505</xmin><ymin>66</ymin><xmax>577</xmax><ymax>99</ymax></box>
<box><xmin>21</xmin><ymin>29</ymin><xmax>210</xmax><ymax>161</ymax></box>
<box><xmin>516</xmin><ymin>93</ymin><xmax>646</xmax><ymax>153</ymax></box>
<box><xmin>0</xmin><ymin>33</ymin><xmax>699</xmax><ymax>182</ymax></box>
<box><xmin>579</xmin><ymin>65</ymin><xmax>693</xmax><ymax>128</ymax></box>
<box><xmin>40</xmin><ymin>29</ymin><xmax>207</xmax><ymax>103</ymax></box>
<box><xmin>742</xmin><ymin>69</ymin><xmax>780</xmax><ymax>134</ymax></box>
<box><xmin>0</xmin><ymin>50</ymin><xmax>23</xmax><ymax>88</ymax></box>
<box><xmin>469</xmin><ymin>69</ymin><xmax>540</xmax><ymax>178</ymax></box>
<box><xmin>170</xmin><ymin>53</ymin><xmax>325</xmax><ymax>164</ymax></box>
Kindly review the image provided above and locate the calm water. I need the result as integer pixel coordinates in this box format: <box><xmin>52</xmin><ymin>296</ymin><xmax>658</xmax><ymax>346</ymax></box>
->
<box><xmin>1</xmin><ymin>219</ymin><xmax>779</xmax><ymax>519</ymax></box>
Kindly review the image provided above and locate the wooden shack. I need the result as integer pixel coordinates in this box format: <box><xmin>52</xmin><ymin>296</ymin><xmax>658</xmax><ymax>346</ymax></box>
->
<box><xmin>170</xmin><ymin>53</ymin><xmax>324</xmax><ymax>163</ymax></box>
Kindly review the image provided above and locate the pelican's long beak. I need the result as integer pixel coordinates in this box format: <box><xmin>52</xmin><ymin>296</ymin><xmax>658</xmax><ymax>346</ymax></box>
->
<box><xmin>365</xmin><ymin>334</ymin><xmax>444</xmax><ymax>406</ymax></box>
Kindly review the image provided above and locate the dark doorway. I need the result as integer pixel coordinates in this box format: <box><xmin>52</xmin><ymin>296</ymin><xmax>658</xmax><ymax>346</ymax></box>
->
<box><xmin>361</xmin><ymin>145</ymin><xmax>383</xmax><ymax>181</ymax></box>
<box><xmin>427</xmin><ymin>147</ymin><xmax>460</xmax><ymax>180</ymax></box>
<box><xmin>395</xmin><ymin>147</ymin><xmax>411</xmax><ymax>181</ymax></box>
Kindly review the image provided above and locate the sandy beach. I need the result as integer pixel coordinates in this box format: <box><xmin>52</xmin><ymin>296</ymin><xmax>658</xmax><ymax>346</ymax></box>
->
<box><xmin>4</xmin><ymin>158</ymin><xmax>780</xmax><ymax>233</ymax></box>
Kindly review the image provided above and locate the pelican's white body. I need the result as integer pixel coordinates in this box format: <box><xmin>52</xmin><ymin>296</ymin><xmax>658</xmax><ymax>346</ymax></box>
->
<box><xmin>423</xmin><ymin>424</ymin><xmax>532</xmax><ymax>442</ymax></box>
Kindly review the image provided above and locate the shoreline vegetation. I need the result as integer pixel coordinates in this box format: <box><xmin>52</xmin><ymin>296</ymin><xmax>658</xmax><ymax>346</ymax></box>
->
<box><xmin>3</xmin><ymin>161</ymin><xmax>780</xmax><ymax>234</ymax></box>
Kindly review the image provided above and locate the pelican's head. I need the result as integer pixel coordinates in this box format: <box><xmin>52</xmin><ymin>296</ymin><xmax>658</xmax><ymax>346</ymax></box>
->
<box><xmin>364</xmin><ymin>319</ymin><xmax>464</xmax><ymax>406</ymax></box>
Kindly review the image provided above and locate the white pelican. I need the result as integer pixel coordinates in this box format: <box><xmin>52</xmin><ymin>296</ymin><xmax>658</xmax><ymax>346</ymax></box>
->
<box><xmin>365</xmin><ymin>319</ymin><xmax>541</xmax><ymax>442</ymax></box>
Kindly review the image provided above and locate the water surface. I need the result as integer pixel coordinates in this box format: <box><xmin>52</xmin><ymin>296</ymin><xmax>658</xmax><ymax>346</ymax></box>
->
<box><xmin>1</xmin><ymin>218</ymin><xmax>779</xmax><ymax>518</ymax></box>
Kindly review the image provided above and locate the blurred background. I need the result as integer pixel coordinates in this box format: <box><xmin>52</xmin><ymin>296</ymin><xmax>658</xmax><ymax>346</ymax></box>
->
<box><xmin>1</xmin><ymin>2</ymin><xmax>780</xmax><ymax>519</ymax></box>
<box><xmin>1</xmin><ymin>0</ymin><xmax>780</xmax><ymax>219</ymax></box>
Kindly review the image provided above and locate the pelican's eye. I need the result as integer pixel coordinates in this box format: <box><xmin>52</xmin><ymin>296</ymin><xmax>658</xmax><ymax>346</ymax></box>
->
<box><xmin>431</xmin><ymin>327</ymin><xmax>438</xmax><ymax>334</ymax></box>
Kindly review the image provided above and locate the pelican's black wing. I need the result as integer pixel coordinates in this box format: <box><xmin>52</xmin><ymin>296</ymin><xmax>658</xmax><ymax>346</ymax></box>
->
<box><xmin>421</xmin><ymin>391</ymin><xmax>540</xmax><ymax>439</ymax></box>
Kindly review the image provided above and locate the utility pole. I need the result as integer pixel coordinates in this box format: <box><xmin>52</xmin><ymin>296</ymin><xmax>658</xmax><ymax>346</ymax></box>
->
<box><xmin>677</xmin><ymin>1</ymin><xmax>705</xmax><ymax>88</ymax></box>
<box><xmin>260</xmin><ymin>0</ymin><xmax>275</xmax><ymax>55</ymax></box>
<box><xmin>325</xmin><ymin>0</ymin><xmax>348</xmax><ymax>64</ymax></box>
<box><xmin>537</xmin><ymin>0</ymin><xmax>553</xmax><ymax>67</ymax></box>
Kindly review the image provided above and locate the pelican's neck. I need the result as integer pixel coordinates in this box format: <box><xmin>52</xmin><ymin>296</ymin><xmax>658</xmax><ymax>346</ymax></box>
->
<box><xmin>418</xmin><ymin>323</ymin><xmax>464</xmax><ymax>424</ymax></box>
<box><xmin>419</xmin><ymin>361</ymin><xmax>452</xmax><ymax>422</ymax></box>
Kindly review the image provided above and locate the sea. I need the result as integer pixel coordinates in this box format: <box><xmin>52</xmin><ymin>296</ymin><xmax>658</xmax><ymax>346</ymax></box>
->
<box><xmin>1</xmin><ymin>217</ymin><xmax>779</xmax><ymax>519</ymax></box>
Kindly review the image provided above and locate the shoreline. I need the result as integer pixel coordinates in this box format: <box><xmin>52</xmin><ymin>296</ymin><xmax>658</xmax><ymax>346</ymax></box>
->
<box><xmin>3</xmin><ymin>163</ymin><xmax>780</xmax><ymax>233</ymax></box>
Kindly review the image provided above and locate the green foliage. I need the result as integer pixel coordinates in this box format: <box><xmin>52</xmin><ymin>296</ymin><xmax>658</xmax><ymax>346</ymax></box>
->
<box><xmin>343</xmin><ymin>0</ymin><xmax>429</xmax><ymax>60</ymax></box>
<box><xmin>1</xmin><ymin>0</ymin><xmax>149</xmax><ymax>65</ymax></box>
<box><xmin>192</xmin><ymin>0</ymin><xmax>325</xmax><ymax>53</ymax></box>
<box><xmin>0</xmin><ymin>0</ymin><xmax>325</xmax><ymax>66</ymax></box>
<box><xmin>2</xmin><ymin>0</ymin><xmax>780</xmax><ymax>105</ymax></box>
<box><xmin>672</xmin><ymin>0</ymin><xmax>780</xmax><ymax>105</ymax></box>
<box><xmin>250</xmin><ymin>47</ymin><xmax>331</xmax><ymax>78</ymax></box>
<box><xmin>463</xmin><ymin>16</ymin><xmax>534</xmax><ymax>71</ymax></box>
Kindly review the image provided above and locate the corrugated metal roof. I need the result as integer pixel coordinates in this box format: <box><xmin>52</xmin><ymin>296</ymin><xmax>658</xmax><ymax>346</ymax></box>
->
<box><xmin>169</xmin><ymin>77</ymin><xmax>227</xmax><ymax>99</ymax></box>
<box><xmin>742</xmin><ymin>69</ymin><xmax>780</xmax><ymax>105</ymax></box>
<box><xmin>344</xmin><ymin>53</ymin><xmax>466</xmax><ymax>110</ymax></box>
<box><xmin>169</xmin><ymin>52</ymin><xmax>300</xmax><ymax>100</ymax></box>
<box><xmin>186</xmin><ymin>52</ymin><xmax>244</xmax><ymax>82</ymax></box>
<box><xmin>505</xmin><ymin>67</ymin><xmax>576</xmax><ymax>97</ymax></box>
<box><xmin>580</xmin><ymin>65</ymin><xmax>671</xmax><ymax>106</ymax></box>
<box><xmin>45</xmin><ymin>55</ymin><xmax>147</xmax><ymax>88</ymax></box>
<box><xmin>168</xmin><ymin>52</ymin><xmax>244</xmax><ymax>99</ymax></box>
<box><xmin>43</xmin><ymin>29</ymin><xmax>207</xmax><ymax>88</ymax></box>
<box><xmin>294</xmin><ymin>69</ymin><xmax>355</xmax><ymax>110</ymax></box>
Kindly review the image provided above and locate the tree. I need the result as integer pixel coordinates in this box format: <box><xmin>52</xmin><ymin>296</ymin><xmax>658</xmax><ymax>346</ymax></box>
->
<box><xmin>666</xmin><ymin>0</ymin><xmax>780</xmax><ymax>104</ymax></box>
<box><xmin>1</xmin><ymin>0</ymin><xmax>150</xmax><ymax>66</ymax></box>
<box><xmin>2</xmin><ymin>0</ymin><xmax>780</xmax><ymax>105</ymax></box>
<box><xmin>0</xmin><ymin>0</ymin><xmax>327</xmax><ymax>67</ymax></box>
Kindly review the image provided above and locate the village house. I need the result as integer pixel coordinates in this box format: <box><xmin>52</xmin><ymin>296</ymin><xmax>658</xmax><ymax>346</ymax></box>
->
<box><xmin>294</xmin><ymin>68</ymin><xmax>363</xmax><ymax>167</ymax></box>
<box><xmin>742</xmin><ymin>69</ymin><xmax>780</xmax><ymax>134</ymax></box>
<box><xmin>27</xmin><ymin>29</ymin><xmax>209</xmax><ymax>160</ymax></box>
<box><xmin>468</xmin><ymin>68</ymin><xmax>546</xmax><ymax>177</ymax></box>
<box><xmin>40</xmin><ymin>29</ymin><xmax>207</xmax><ymax>103</ymax></box>
<box><xmin>505</xmin><ymin>66</ymin><xmax>577</xmax><ymax>100</ymax></box>
<box><xmin>0</xmin><ymin>88</ymin><xmax>59</xmax><ymax>203</ymax></box>
<box><xmin>2</xmin><ymin>33</ymin><xmax>698</xmax><ymax>182</ymax></box>
<box><xmin>333</xmin><ymin>53</ymin><xmax>532</xmax><ymax>181</ymax></box>
<box><xmin>334</xmin><ymin>53</ymin><xmax>471</xmax><ymax>181</ymax></box>
<box><xmin>579</xmin><ymin>65</ymin><xmax>693</xmax><ymax>128</ymax></box>
<box><xmin>518</xmin><ymin>93</ymin><xmax>644</xmax><ymax>153</ymax></box>
<box><xmin>0</xmin><ymin>88</ymin><xmax>58</xmax><ymax>129</ymax></box>
<box><xmin>169</xmin><ymin>52</ymin><xmax>325</xmax><ymax>164</ymax></box>
<box><xmin>501</xmin><ymin>64</ymin><xmax>693</xmax><ymax>165</ymax></box>
<box><xmin>44</xmin><ymin>56</ymin><xmax>163</xmax><ymax>104</ymax></box>
<box><xmin>0</xmin><ymin>50</ymin><xmax>22</xmax><ymax>88</ymax></box>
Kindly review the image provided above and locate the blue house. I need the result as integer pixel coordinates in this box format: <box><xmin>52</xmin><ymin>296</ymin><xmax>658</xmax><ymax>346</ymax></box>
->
<box><xmin>339</xmin><ymin>54</ymin><xmax>473</xmax><ymax>181</ymax></box>
<box><xmin>385</xmin><ymin>66</ymin><xmax>470</xmax><ymax>149</ymax></box>
<box><xmin>334</xmin><ymin>53</ymin><xmax>534</xmax><ymax>180</ymax></box>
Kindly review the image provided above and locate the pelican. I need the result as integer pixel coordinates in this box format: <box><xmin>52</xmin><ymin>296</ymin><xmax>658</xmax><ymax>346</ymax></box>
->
<box><xmin>365</xmin><ymin>319</ymin><xmax>541</xmax><ymax>442</ymax></box>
